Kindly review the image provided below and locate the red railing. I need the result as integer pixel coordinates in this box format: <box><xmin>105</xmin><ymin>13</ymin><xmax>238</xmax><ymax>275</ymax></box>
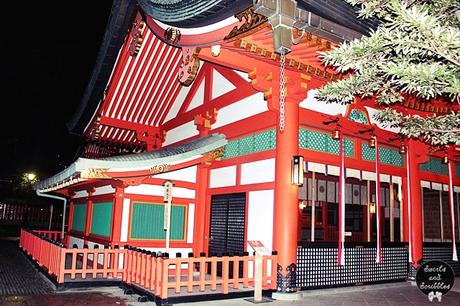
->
<box><xmin>32</xmin><ymin>230</ymin><xmax>63</xmax><ymax>242</ymax></box>
<box><xmin>122</xmin><ymin>246</ymin><xmax>277</xmax><ymax>299</ymax></box>
<box><xmin>20</xmin><ymin>229</ymin><xmax>278</xmax><ymax>300</ymax></box>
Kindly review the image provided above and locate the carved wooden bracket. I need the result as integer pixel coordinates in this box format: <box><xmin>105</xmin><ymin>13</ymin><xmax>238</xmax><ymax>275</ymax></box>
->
<box><xmin>178</xmin><ymin>47</ymin><xmax>201</xmax><ymax>86</ymax></box>
<box><xmin>194</xmin><ymin>108</ymin><xmax>218</xmax><ymax>133</ymax></box>
<box><xmin>224</xmin><ymin>6</ymin><xmax>267</xmax><ymax>42</ymax></box>
<box><xmin>129</xmin><ymin>19</ymin><xmax>145</xmax><ymax>56</ymax></box>
<box><xmin>204</xmin><ymin>147</ymin><xmax>225</xmax><ymax>165</ymax></box>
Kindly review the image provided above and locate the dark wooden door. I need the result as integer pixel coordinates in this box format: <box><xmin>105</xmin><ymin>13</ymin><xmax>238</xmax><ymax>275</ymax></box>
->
<box><xmin>209</xmin><ymin>193</ymin><xmax>246</xmax><ymax>255</ymax></box>
<box><xmin>208</xmin><ymin>193</ymin><xmax>246</xmax><ymax>276</ymax></box>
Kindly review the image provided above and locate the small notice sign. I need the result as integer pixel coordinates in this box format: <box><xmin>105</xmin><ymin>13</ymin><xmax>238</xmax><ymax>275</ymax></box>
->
<box><xmin>248</xmin><ymin>240</ymin><xmax>270</xmax><ymax>256</ymax></box>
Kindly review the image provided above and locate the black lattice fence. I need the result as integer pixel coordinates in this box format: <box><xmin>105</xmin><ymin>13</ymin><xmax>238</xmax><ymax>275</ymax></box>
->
<box><xmin>423</xmin><ymin>243</ymin><xmax>460</xmax><ymax>276</ymax></box>
<box><xmin>297</xmin><ymin>242</ymin><xmax>408</xmax><ymax>289</ymax></box>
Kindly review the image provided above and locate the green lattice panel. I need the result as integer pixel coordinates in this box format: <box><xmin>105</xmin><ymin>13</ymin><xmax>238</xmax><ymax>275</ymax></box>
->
<box><xmin>253</xmin><ymin>129</ymin><xmax>276</xmax><ymax>152</ymax></box>
<box><xmin>71</xmin><ymin>203</ymin><xmax>87</xmax><ymax>233</ymax></box>
<box><xmin>299</xmin><ymin>129</ymin><xmax>354</xmax><ymax>157</ymax></box>
<box><xmin>457</xmin><ymin>163</ymin><xmax>460</xmax><ymax>177</ymax></box>
<box><xmin>222</xmin><ymin>129</ymin><xmax>275</xmax><ymax>159</ymax></box>
<box><xmin>362</xmin><ymin>143</ymin><xmax>376</xmax><ymax>161</ymax></box>
<box><xmin>348</xmin><ymin>109</ymin><xmax>368</xmax><ymax>124</ymax></box>
<box><xmin>130</xmin><ymin>203</ymin><xmax>185</xmax><ymax>240</ymax></box>
<box><xmin>361</xmin><ymin>144</ymin><xmax>404</xmax><ymax>167</ymax></box>
<box><xmin>420</xmin><ymin>158</ymin><xmax>448</xmax><ymax>175</ymax></box>
<box><xmin>90</xmin><ymin>202</ymin><xmax>113</xmax><ymax>237</ymax></box>
<box><xmin>239</xmin><ymin>136</ymin><xmax>253</xmax><ymax>156</ymax></box>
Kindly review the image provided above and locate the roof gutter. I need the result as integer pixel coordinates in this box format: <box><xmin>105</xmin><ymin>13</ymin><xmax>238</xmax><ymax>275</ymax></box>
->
<box><xmin>36</xmin><ymin>191</ymin><xmax>68</xmax><ymax>240</ymax></box>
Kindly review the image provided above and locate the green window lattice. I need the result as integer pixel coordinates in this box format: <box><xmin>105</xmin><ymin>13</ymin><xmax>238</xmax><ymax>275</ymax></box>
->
<box><xmin>90</xmin><ymin>202</ymin><xmax>113</xmax><ymax>237</ymax></box>
<box><xmin>222</xmin><ymin>129</ymin><xmax>276</xmax><ymax>159</ymax></box>
<box><xmin>299</xmin><ymin>128</ymin><xmax>354</xmax><ymax>157</ymax></box>
<box><xmin>71</xmin><ymin>203</ymin><xmax>87</xmax><ymax>233</ymax></box>
<box><xmin>130</xmin><ymin>203</ymin><xmax>185</xmax><ymax>240</ymax></box>
<box><xmin>420</xmin><ymin>158</ymin><xmax>448</xmax><ymax>175</ymax></box>
<box><xmin>361</xmin><ymin>143</ymin><xmax>404</xmax><ymax>167</ymax></box>
<box><xmin>348</xmin><ymin>109</ymin><xmax>368</xmax><ymax>124</ymax></box>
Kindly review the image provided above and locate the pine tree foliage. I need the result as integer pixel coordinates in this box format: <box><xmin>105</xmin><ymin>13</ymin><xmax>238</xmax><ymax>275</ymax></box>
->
<box><xmin>316</xmin><ymin>0</ymin><xmax>460</xmax><ymax>145</ymax></box>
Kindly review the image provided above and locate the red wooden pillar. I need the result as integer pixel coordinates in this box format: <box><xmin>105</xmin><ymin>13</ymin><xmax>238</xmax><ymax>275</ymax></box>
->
<box><xmin>68</xmin><ymin>198</ymin><xmax>75</xmax><ymax>232</ymax></box>
<box><xmin>405</xmin><ymin>139</ymin><xmax>424</xmax><ymax>267</ymax></box>
<box><xmin>273</xmin><ymin>96</ymin><xmax>300</xmax><ymax>292</ymax></box>
<box><xmin>193</xmin><ymin>112</ymin><xmax>216</xmax><ymax>255</ymax></box>
<box><xmin>111</xmin><ymin>185</ymin><xmax>125</xmax><ymax>247</ymax></box>
<box><xmin>84</xmin><ymin>188</ymin><xmax>95</xmax><ymax>238</ymax></box>
<box><xmin>194</xmin><ymin>165</ymin><xmax>209</xmax><ymax>255</ymax></box>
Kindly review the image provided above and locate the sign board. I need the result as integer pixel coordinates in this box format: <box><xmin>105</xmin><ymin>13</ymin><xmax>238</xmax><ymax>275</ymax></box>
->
<box><xmin>163</xmin><ymin>181</ymin><xmax>173</xmax><ymax>202</ymax></box>
<box><xmin>248</xmin><ymin>240</ymin><xmax>270</xmax><ymax>256</ymax></box>
<box><xmin>345</xmin><ymin>231</ymin><xmax>352</xmax><ymax>237</ymax></box>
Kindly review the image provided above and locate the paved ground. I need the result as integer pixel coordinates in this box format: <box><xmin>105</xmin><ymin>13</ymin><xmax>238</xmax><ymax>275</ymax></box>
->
<box><xmin>2</xmin><ymin>238</ymin><xmax>460</xmax><ymax>305</ymax></box>
<box><xmin>0</xmin><ymin>239</ymin><xmax>53</xmax><ymax>296</ymax></box>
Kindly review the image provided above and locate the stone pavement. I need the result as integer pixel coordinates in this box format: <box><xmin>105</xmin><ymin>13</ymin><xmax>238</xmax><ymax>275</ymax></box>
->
<box><xmin>0</xmin><ymin>239</ymin><xmax>53</xmax><ymax>296</ymax></box>
<box><xmin>1</xmin><ymin>238</ymin><xmax>460</xmax><ymax>305</ymax></box>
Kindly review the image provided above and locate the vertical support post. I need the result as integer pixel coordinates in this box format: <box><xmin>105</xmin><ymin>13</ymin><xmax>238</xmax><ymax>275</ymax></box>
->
<box><xmin>254</xmin><ymin>254</ymin><xmax>263</xmax><ymax>301</ymax></box>
<box><xmin>390</xmin><ymin>182</ymin><xmax>394</xmax><ymax>242</ymax></box>
<box><xmin>48</xmin><ymin>204</ymin><xmax>54</xmax><ymax>231</ymax></box>
<box><xmin>273</xmin><ymin>97</ymin><xmax>299</xmax><ymax>292</ymax></box>
<box><xmin>367</xmin><ymin>180</ymin><xmax>371</xmax><ymax>242</ymax></box>
<box><xmin>84</xmin><ymin>188</ymin><xmax>95</xmax><ymax>237</ymax></box>
<box><xmin>311</xmin><ymin>172</ymin><xmax>316</xmax><ymax>242</ymax></box>
<box><xmin>406</xmin><ymin>139</ymin><xmax>423</xmax><ymax>267</ymax></box>
<box><xmin>439</xmin><ymin>189</ymin><xmax>444</xmax><ymax>242</ymax></box>
<box><xmin>111</xmin><ymin>185</ymin><xmax>125</xmax><ymax>246</ymax></box>
<box><xmin>194</xmin><ymin>164</ymin><xmax>209</xmax><ymax>255</ymax></box>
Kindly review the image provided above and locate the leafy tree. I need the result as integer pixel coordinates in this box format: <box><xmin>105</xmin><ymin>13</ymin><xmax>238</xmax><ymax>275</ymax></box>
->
<box><xmin>316</xmin><ymin>0</ymin><xmax>460</xmax><ymax>145</ymax></box>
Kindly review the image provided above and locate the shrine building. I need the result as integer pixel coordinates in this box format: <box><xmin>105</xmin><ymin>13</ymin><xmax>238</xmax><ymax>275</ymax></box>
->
<box><xmin>22</xmin><ymin>0</ymin><xmax>459</xmax><ymax>301</ymax></box>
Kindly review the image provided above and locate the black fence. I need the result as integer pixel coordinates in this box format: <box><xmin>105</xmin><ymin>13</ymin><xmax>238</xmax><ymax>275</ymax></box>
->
<box><xmin>423</xmin><ymin>243</ymin><xmax>460</xmax><ymax>276</ymax></box>
<box><xmin>297</xmin><ymin>242</ymin><xmax>408</xmax><ymax>289</ymax></box>
<box><xmin>0</xmin><ymin>203</ymin><xmax>63</xmax><ymax>229</ymax></box>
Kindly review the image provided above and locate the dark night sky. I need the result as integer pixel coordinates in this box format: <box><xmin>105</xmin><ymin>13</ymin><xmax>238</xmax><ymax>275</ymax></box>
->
<box><xmin>0</xmin><ymin>2</ymin><xmax>113</xmax><ymax>181</ymax></box>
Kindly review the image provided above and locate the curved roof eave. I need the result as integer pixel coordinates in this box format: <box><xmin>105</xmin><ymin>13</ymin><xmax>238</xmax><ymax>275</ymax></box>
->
<box><xmin>35</xmin><ymin>133</ymin><xmax>227</xmax><ymax>192</ymax></box>
<box><xmin>297</xmin><ymin>0</ymin><xmax>378</xmax><ymax>35</ymax></box>
<box><xmin>67</xmin><ymin>0</ymin><xmax>138</xmax><ymax>136</ymax></box>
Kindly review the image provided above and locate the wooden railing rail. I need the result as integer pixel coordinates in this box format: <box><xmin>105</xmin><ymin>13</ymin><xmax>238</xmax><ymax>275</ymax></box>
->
<box><xmin>32</xmin><ymin>230</ymin><xmax>63</xmax><ymax>242</ymax></box>
<box><xmin>20</xmin><ymin>229</ymin><xmax>278</xmax><ymax>300</ymax></box>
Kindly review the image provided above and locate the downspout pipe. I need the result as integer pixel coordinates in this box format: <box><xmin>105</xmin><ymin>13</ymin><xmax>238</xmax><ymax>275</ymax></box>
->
<box><xmin>36</xmin><ymin>191</ymin><xmax>68</xmax><ymax>239</ymax></box>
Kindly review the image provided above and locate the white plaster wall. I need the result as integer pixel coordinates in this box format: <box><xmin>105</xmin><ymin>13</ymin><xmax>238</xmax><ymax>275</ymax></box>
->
<box><xmin>125</xmin><ymin>184</ymin><xmax>195</xmax><ymax>199</ymax></box>
<box><xmin>209</xmin><ymin>165</ymin><xmax>237</xmax><ymax>188</ymax></box>
<box><xmin>120</xmin><ymin>198</ymin><xmax>131</xmax><ymax>242</ymax></box>
<box><xmin>300</xmin><ymin>89</ymin><xmax>348</xmax><ymax>116</ymax></box>
<box><xmin>187</xmin><ymin>203</ymin><xmax>195</xmax><ymax>243</ymax></box>
<box><xmin>365</xmin><ymin>106</ymin><xmax>400</xmax><ymax>133</ymax></box>
<box><xmin>212</xmin><ymin>69</ymin><xmax>236</xmax><ymax>99</ymax></box>
<box><xmin>247</xmin><ymin>190</ymin><xmax>274</xmax><ymax>278</ymax></box>
<box><xmin>163</xmin><ymin>121</ymin><xmax>199</xmax><ymax>146</ymax></box>
<box><xmin>68</xmin><ymin>235</ymin><xmax>84</xmax><ymax>249</ymax></box>
<box><xmin>246</xmin><ymin>190</ymin><xmax>274</xmax><ymax>252</ymax></box>
<box><xmin>88</xmin><ymin>241</ymin><xmax>106</xmax><ymax>265</ymax></box>
<box><xmin>153</xmin><ymin>165</ymin><xmax>197</xmax><ymax>183</ymax></box>
<box><xmin>73</xmin><ymin>190</ymin><xmax>88</xmax><ymax>199</ymax></box>
<box><xmin>92</xmin><ymin>185</ymin><xmax>116</xmax><ymax>196</ymax></box>
<box><xmin>212</xmin><ymin>93</ymin><xmax>267</xmax><ymax>129</ymax></box>
<box><xmin>186</xmin><ymin>81</ymin><xmax>204</xmax><ymax>111</ymax></box>
<box><xmin>240</xmin><ymin>159</ymin><xmax>275</xmax><ymax>185</ymax></box>
<box><xmin>163</xmin><ymin>84</ymin><xmax>191</xmax><ymax>123</ymax></box>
